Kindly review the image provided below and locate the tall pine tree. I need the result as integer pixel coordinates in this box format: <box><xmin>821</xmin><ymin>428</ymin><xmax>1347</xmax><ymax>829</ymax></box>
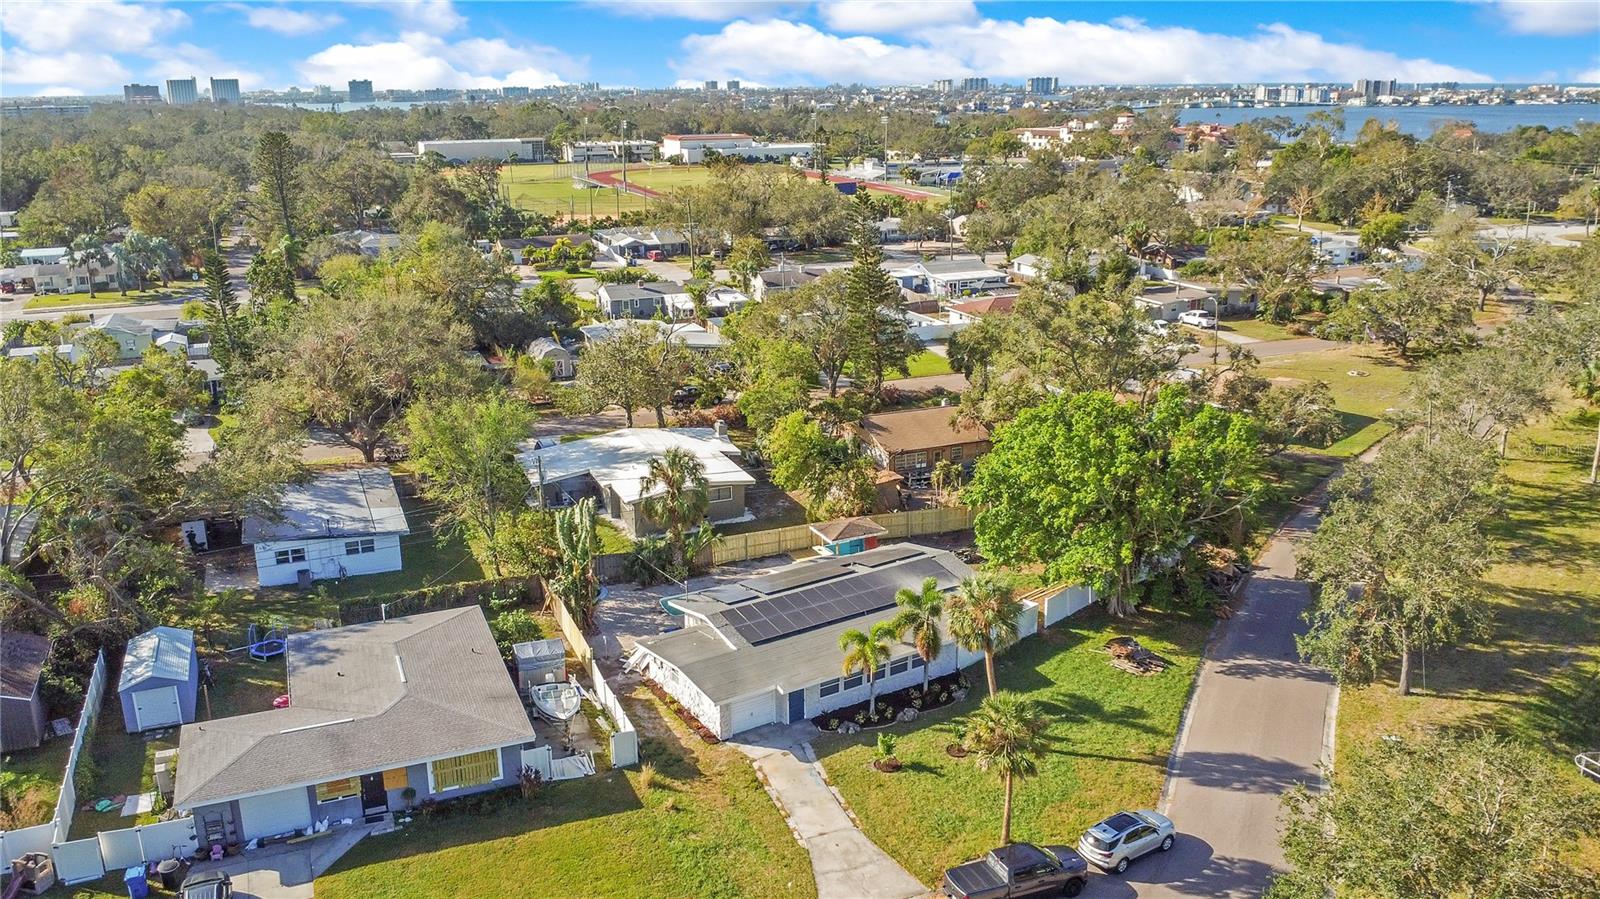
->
<box><xmin>843</xmin><ymin>192</ymin><xmax>915</xmax><ymax>398</ymax></box>
<box><xmin>202</xmin><ymin>251</ymin><xmax>245</xmax><ymax>386</ymax></box>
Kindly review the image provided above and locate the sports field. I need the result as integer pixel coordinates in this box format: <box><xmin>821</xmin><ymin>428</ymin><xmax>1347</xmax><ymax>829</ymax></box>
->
<box><xmin>501</xmin><ymin>162</ymin><xmax>652</xmax><ymax>219</ymax></box>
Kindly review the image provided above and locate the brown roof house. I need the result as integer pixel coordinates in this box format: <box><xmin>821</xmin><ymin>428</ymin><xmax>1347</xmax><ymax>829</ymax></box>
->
<box><xmin>849</xmin><ymin>405</ymin><xmax>992</xmax><ymax>482</ymax></box>
<box><xmin>2</xmin><ymin>631</ymin><xmax>52</xmax><ymax>752</ymax></box>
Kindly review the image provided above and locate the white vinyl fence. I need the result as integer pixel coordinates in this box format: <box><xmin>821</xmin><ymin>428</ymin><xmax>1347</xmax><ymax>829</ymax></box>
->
<box><xmin>0</xmin><ymin>652</ymin><xmax>204</xmax><ymax>886</ymax></box>
<box><xmin>585</xmin><ymin>659</ymin><xmax>639</xmax><ymax>769</ymax></box>
<box><xmin>1040</xmin><ymin>585</ymin><xmax>1097</xmax><ymax>627</ymax></box>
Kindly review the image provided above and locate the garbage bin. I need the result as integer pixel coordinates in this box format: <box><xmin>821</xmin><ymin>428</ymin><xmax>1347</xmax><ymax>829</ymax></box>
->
<box><xmin>156</xmin><ymin>857</ymin><xmax>188</xmax><ymax>890</ymax></box>
<box><xmin>123</xmin><ymin>865</ymin><xmax>149</xmax><ymax>899</ymax></box>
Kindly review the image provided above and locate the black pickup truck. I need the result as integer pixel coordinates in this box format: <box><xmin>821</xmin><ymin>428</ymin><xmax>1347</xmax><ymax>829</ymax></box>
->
<box><xmin>941</xmin><ymin>843</ymin><xmax>1089</xmax><ymax>898</ymax></box>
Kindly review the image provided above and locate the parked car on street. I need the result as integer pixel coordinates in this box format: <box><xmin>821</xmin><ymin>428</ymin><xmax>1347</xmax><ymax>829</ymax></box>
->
<box><xmin>1077</xmin><ymin>810</ymin><xmax>1176</xmax><ymax>874</ymax></box>
<box><xmin>671</xmin><ymin>384</ymin><xmax>703</xmax><ymax>408</ymax></box>
<box><xmin>941</xmin><ymin>842</ymin><xmax>1089</xmax><ymax>898</ymax></box>
<box><xmin>1177</xmin><ymin>309</ymin><xmax>1215</xmax><ymax>328</ymax></box>
<box><xmin>178</xmin><ymin>871</ymin><xmax>232</xmax><ymax>899</ymax></box>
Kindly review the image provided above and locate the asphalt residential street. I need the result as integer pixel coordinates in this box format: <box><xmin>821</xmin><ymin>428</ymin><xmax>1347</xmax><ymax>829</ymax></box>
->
<box><xmin>1113</xmin><ymin>480</ymin><xmax>1341</xmax><ymax>898</ymax></box>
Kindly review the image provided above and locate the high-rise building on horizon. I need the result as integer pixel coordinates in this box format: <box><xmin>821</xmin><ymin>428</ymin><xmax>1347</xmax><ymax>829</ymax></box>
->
<box><xmin>933</xmin><ymin>79</ymin><xmax>953</xmax><ymax>93</ymax></box>
<box><xmin>958</xmin><ymin>77</ymin><xmax>989</xmax><ymax>92</ymax></box>
<box><xmin>1025</xmin><ymin>76</ymin><xmax>1059</xmax><ymax>95</ymax></box>
<box><xmin>704</xmin><ymin>80</ymin><xmax>718</xmax><ymax>90</ymax></box>
<box><xmin>123</xmin><ymin>83</ymin><xmax>162</xmax><ymax>105</ymax></box>
<box><xmin>1353</xmin><ymin>78</ymin><xmax>1398</xmax><ymax>102</ymax></box>
<box><xmin>165</xmin><ymin>77</ymin><xmax>199</xmax><ymax>106</ymax></box>
<box><xmin>210</xmin><ymin>77</ymin><xmax>240</xmax><ymax>104</ymax></box>
<box><xmin>725</xmin><ymin>79</ymin><xmax>741</xmax><ymax>91</ymax></box>
<box><xmin>348</xmin><ymin>79</ymin><xmax>374</xmax><ymax>102</ymax></box>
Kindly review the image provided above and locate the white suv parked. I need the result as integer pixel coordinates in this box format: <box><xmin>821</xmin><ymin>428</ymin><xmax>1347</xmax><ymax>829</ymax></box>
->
<box><xmin>1177</xmin><ymin>309</ymin><xmax>1215</xmax><ymax>328</ymax></box>
<box><xmin>1077</xmin><ymin>810</ymin><xmax>1176</xmax><ymax>874</ymax></box>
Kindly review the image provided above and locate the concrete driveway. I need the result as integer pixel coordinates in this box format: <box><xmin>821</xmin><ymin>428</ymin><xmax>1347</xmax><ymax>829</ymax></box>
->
<box><xmin>186</xmin><ymin>820</ymin><xmax>375</xmax><ymax>898</ymax></box>
<box><xmin>728</xmin><ymin>723</ymin><xmax>927</xmax><ymax>899</ymax></box>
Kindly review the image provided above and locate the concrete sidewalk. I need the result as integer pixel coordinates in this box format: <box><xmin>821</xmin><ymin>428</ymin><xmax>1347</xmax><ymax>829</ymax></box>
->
<box><xmin>729</xmin><ymin>724</ymin><xmax>927</xmax><ymax>899</ymax></box>
<box><xmin>1127</xmin><ymin>492</ymin><xmax>1337</xmax><ymax>898</ymax></box>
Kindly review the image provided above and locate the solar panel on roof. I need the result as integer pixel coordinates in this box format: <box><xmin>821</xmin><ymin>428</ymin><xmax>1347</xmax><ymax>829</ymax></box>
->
<box><xmin>744</xmin><ymin>560</ymin><xmax>852</xmax><ymax>594</ymax></box>
<box><xmin>728</xmin><ymin>553</ymin><xmax>958</xmax><ymax>645</ymax></box>
<box><xmin>854</xmin><ymin>545</ymin><xmax>923</xmax><ymax>567</ymax></box>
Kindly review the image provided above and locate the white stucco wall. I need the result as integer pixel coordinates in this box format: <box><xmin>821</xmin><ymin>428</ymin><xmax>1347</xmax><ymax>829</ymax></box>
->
<box><xmin>252</xmin><ymin>533</ymin><xmax>403</xmax><ymax>587</ymax></box>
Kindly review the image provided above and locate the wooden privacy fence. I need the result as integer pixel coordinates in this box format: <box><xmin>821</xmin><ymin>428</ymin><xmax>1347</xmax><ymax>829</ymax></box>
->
<box><xmin>709</xmin><ymin>506</ymin><xmax>978</xmax><ymax>566</ymax></box>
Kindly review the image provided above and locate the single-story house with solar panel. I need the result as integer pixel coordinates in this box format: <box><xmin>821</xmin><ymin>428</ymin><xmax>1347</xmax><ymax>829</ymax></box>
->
<box><xmin>241</xmin><ymin>468</ymin><xmax>410</xmax><ymax>588</ymax></box>
<box><xmin>629</xmin><ymin>544</ymin><xmax>1031</xmax><ymax>739</ymax></box>
<box><xmin>119</xmin><ymin>626</ymin><xmax>199</xmax><ymax>733</ymax></box>
<box><xmin>174</xmin><ymin>607</ymin><xmax>537</xmax><ymax>845</ymax></box>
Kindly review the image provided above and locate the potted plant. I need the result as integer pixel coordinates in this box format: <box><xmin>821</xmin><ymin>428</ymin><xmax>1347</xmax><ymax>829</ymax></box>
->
<box><xmin>873</xmin><ymin>733</ymin><xmax>902</xmax><ymax>772</ymax></box>
<box><xmin>401</xmin><ymin>787</ymin><xmax>417</xmax><ymax>811</ymax></box>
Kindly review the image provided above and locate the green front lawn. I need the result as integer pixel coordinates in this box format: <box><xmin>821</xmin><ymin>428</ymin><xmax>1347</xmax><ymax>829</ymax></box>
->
<box><xmin>22</xmin><ymin>286</ymin><xmax>192</xmax><ymax>310</ymax></box>
<box><xmin>815</xmin><ymin>608</ymin><xmax>1209</xmax><ymax>885</ymax></box>
<box><xmin>317</xmin><ymin>685</ymin><xmax>816</xmax><ymax>899</ymax></box>
<box><xmin>1254</xmin><ymin>346</ymin><xmax>1417</xmax><ymax>457</ymax></box>
<box><xmin>1335</xmin><ymin>405</ymin><xmax>1600</xmax><ymax>872</ymax></box>
<box><xmin>896</xmin><ymin>349</ymin><xmax>954</xmax><ymax>379</ymax></box>
<box><xmin>1220</xmin><ymin>317</ymin><xmax>1299</xmax><ymax>342</ymax></box>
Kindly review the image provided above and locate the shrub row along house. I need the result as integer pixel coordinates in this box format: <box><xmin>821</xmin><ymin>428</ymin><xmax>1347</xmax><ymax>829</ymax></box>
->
<box><xmin>630</xmin><ymin>543</ymin><xmax>1024</xmax><ymax>739</ymax></box>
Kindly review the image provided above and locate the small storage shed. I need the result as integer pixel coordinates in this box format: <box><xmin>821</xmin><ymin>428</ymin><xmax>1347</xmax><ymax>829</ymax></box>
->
<box><xmin>513</xmin><ymin>638</ymin><xmax>567</xmax><ymax>694</ymax></box>
<box><xmin>1</xmin><ymin>632</ymin><xmax>52</xmax><ymax>751</ymax></box>
<box><xmin>118</xmin><ymin>627</ymin><xmax>199</xmax><ymax>733</ymax></box>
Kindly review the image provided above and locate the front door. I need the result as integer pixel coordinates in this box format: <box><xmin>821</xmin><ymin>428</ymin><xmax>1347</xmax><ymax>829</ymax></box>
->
<box><xmin>359</xmin><ymin>773</ymin><xmax>388</xmax><ymax>820</ymax></box>
<box><xmin>788</xmin><ymin>689</ymin><xmax>806</xmax><ymax>724</ymax></box>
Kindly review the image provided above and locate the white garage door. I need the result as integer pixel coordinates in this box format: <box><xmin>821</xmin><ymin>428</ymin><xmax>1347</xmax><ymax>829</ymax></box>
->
<box><xmin>726</xmin><ymin>690</ymin><xmax>775</xmax><ymax>736</ymax></box>
<box><xmin>132</xmin><ymin>685</ymin><xmax>181</xmax><ymax>731</ymax></box>
<box><xmin>238</xmin><ymin>788</ymin><xmax>312</xmax><ymax>841</ymax></box>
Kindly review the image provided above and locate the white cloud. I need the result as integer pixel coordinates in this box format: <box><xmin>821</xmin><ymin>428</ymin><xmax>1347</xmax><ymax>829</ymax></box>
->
<box><xmin>297</xmin><ymin>31</ymin><xmax>572</xmax><ymax>90</ymax></box>
<box><xmin>816</xmin><ymin>0</ymin><xmax>977</xmax><ymax>33</ymax></box>
<box><xmin>679</xmin><ymin>16</ymin><xmax>1492</xmax><ymax>85</ymax></box>
<box><xmin>1490</xmin><ymin>0</ymin><xmax>1600</xmax><ymax>36</ymax></box>
<box><xmin>363</xmin><ymin>0</ymin><xmax>467</xmax><ymax>32</ymax></box>
<box><xmin>219</xmin><ymin>3</ymin><xmax>343</xmax><ymax>36</ymax></box>
<box><xmin>143</xmin><ymin>42</ymin><xmax>263</xmax><ymax>85</ymax></box>
<box><xmin>0</xmin><ymin>48</ymin><xmax>129</xmax><ymax>90</ymax></box>
<box><xmin>0</xmin><ymin>0</ymin><xmax>187</xmax><ymax>52</ymax></box>
<box><xmin>600</xmin><ymin>1</ymin><xmax>802</xmax><ymax>21</ymax></box>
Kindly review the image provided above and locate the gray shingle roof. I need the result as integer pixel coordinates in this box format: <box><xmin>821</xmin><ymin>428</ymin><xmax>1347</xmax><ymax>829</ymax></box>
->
<box><xmin>174</xmin><ymin>607</ymin><xmax>536</xmax><ymax>808</ymax></box>
<box><xmin>241</xmin><ymin>468</ymin><xmax>410</xmax><ymax>544</ymax></box>
<box><xmin>1</xmin><ymin>632</ymin><xmax>51</xmax><ymax>700</ymax></box>
<box><xmin>119</xmin><ymin>627</ymin><xmax>194</xmax><ymax>690</ymax></box>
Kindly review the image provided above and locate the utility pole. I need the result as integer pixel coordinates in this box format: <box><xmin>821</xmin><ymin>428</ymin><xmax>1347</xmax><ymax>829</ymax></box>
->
<box><xmin>620</xmin><ymin>119</ymin><xmax>630</xmax><ymax>219</ymax></box>
<box><xmin>880</xmin><ymin>113</ymin><xmax>889</xmax><ymax>181</ymax></box>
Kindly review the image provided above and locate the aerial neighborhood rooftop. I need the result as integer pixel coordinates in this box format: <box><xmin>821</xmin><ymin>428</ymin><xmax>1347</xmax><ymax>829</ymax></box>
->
<box><xmin>1</xmin><ymin>17</ymin><xmax>1596</xmax><ymax>899</ymax></box>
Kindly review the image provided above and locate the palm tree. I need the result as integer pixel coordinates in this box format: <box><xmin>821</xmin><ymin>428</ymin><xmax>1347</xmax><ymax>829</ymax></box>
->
<box><xmin>963</xmin><ymin>692</ymin><xmax>1047</xmax><ymax>845</ymax></box>
<box><xmin>838</xmin><ymin>620</ymin><xmax>899</xmax><ymax>719</ymax></box>
<box><xmin>68</xmin><ymin>233</ymin><xmax>112</xmax><ymax>298</ymax></box>
<box><xmin>639</xmin><ymin>447</ymin><xmax>710</xmax><ymax>577</ymax></box>
<box><xmin>891</xmin><ymin>577</ymin><xmax>943</xmax><ymax>693</ymax></box>
<box><xmin>946</xmin><ymin>573</ymin><xmax>1022</xmax><ymax>696</ymax></box>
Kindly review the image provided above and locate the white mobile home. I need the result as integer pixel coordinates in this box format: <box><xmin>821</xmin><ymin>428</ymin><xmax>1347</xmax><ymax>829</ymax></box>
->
<box><xmin>242</xmin><ymin>468</ymin><xmax>410</xmax><ymax>588</ymax></box>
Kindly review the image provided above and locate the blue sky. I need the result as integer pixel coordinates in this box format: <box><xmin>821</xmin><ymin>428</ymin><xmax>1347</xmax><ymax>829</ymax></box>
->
<box><xmin>2</xmin><ymin>1</ymin><xmax>1597</xmax><ymax>97</ymax></box>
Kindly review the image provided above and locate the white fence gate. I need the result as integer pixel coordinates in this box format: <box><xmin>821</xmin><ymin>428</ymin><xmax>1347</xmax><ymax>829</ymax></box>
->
<box><xmin>550</xmin><ymin>752</ymin><xmax>597</xmax><ymax>781</ymax></box>
<box><xmin>585</xmin><ymin>659</ymin><xmax>639</xmax><ymax>768</ymax></box>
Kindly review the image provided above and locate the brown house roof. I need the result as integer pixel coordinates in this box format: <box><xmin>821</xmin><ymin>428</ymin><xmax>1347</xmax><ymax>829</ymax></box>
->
<box><xmin>949</xmin><ymin>295</ymin><xmax>1017</xmax><ymax>317</ymax></box>
<box><xmin>1</xmin><ymin>632</ymin><xmax>51</xmax><ymax>700</ymax></box>
<box><xmin>854</xmin><ymin>406</ymin><xmax>990</xmax><ymax>455</ymax></box>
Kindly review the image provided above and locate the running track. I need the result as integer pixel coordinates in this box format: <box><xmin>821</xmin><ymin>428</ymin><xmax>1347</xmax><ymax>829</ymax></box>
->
<box><xmin>587</xmin><ymin>168</ymin><xmax>944</xmax><ymax>201</ymax></box>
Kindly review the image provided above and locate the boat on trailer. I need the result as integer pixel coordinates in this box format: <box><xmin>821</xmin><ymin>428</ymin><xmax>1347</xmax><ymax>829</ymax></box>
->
<box><xmin>532</xmin><ymin>681</ymin><xmax>582</xmax><ymax>721</ymax></box>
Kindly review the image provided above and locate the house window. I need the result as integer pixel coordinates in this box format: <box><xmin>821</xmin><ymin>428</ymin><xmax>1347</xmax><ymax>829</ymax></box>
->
<box><xmin>274</xmin><ymin>547</ymin><xmax>307</xmax><ymax>565</ymax></box>
<box><xmin>842</xmin><ymin>673</ymin><xmax>864</xmax><ymax>691</ymax></box>
<box><xmin>819</xmin><ymin>678</ymin><xmax>841</xmax><ymax>698</ymax></box>
<box><xmin>429</xmin><ymin>748</ymin><xmax>502</xmax><ymax>793</ymax></box>
<box><xmin>895</xmin><ymin>451</ymin><xmax>927</xmax><ymax>471</ymax></box>
<box><xmin>381</xmin><ymin>768</ymin><xmax>409</xmax><ymax>791</ymax></box>
<box><xmin>345</xmin><ymin>538</ymin><xmax>376</xmax><ymax>556</ymax></box>
<box><xmin>910</xmin><ymin>655</ymin><xmax>926</xmax><ymax>669</ymax></box>
<box><xmin>950</xmin><ymin>446</ymin><xmax>964</xmax><ymax>462</ymax></box>
<box><xmin>889</xmin><ymin>657</ymin><xmax>910</xmax><ymax>676</ymax></box>
<box><xmin>707</xmin><ymin>485</ymin><xmax>733</xmax><ymax>503</ymax></box>
<box><xmin>315</xmin><ymin>777</ymin><xmax>360</xmax><ymax>803</ymax></box>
